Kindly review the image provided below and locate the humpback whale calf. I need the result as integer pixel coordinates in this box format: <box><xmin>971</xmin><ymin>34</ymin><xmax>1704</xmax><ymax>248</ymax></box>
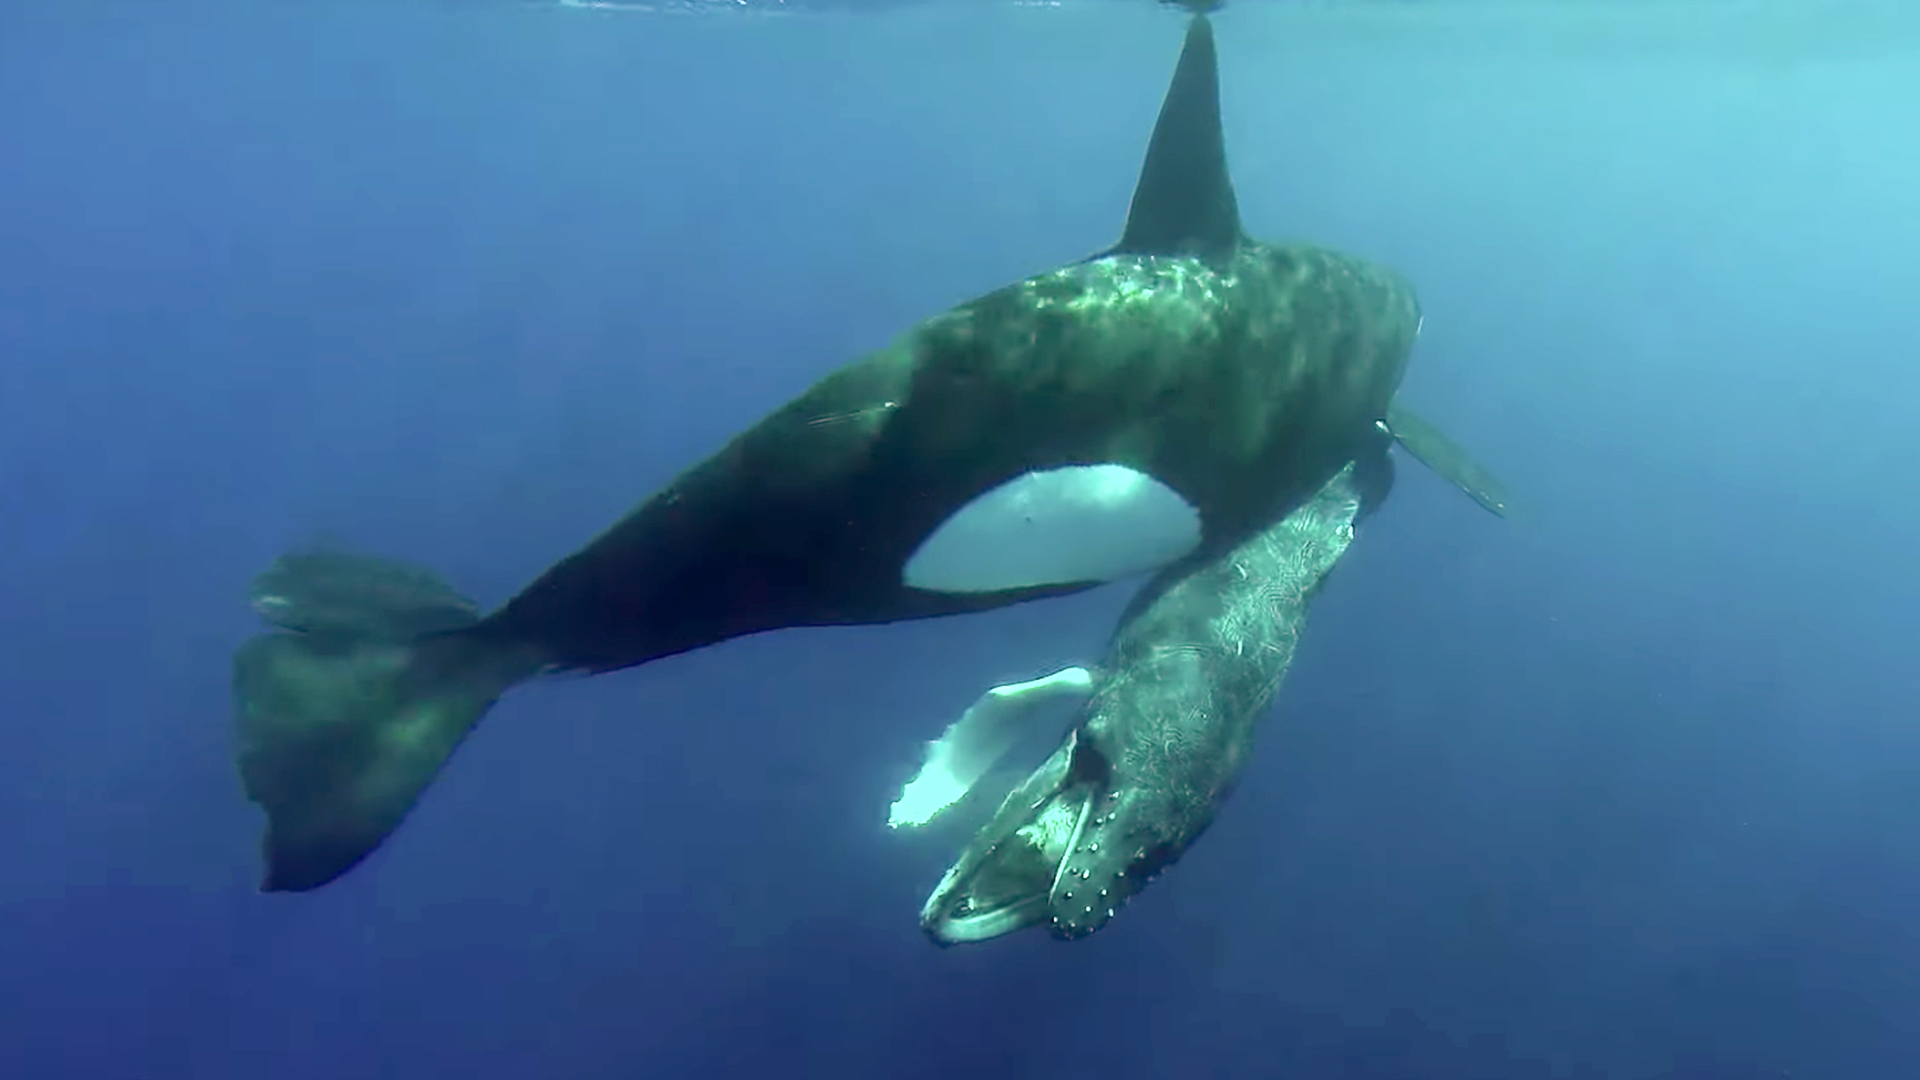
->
<box><xmin>910</xmin><ymin>409</ymin><xmax>1503</xmax><ymax>944</ymax></box>
<box><xmin>913</xmin><ymin>450</ymin><xmax>1390</xmax><ymax>944</ymax></box>
<box><xmin>233</xmin><ymin>11</ymin><xmax>1426</xmax><ymax>893</ymax></box>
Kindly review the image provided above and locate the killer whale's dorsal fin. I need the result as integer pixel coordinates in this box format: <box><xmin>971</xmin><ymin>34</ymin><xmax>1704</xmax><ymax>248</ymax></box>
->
<box><xmin>1110</xmin><ymin>14</ymin><xmax>1243</xmax><ymax>260</ymax></box>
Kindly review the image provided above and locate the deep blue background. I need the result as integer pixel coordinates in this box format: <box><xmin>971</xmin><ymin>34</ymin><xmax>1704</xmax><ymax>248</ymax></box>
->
<box><xmin>4</xmin><ymin>2</ymin><xmax>1918</xmax><ymax>1077</ymax></box>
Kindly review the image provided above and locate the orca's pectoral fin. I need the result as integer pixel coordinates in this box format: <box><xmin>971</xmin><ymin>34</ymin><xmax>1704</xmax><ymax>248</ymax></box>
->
<box><xmin>888</xmin><ymin>667</ymin><xmax>1097</xmax><ymax>830</ymax></box>
<box><xmin>1383</xmin><ymin>401</ymin><xmax>1514</xmax><ymax>518</ymax></box>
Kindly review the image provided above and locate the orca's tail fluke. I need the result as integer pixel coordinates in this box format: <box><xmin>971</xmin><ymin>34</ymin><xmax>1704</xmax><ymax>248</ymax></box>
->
<box><xmin>232</xmin><ymin>551</ymin><xmax>545</xmax><ymax>892</ymax></box>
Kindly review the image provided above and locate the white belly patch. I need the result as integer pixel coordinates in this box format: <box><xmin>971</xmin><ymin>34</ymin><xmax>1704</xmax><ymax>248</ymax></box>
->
<box><xmin>902</xmin><ymin>464</ymin><xmax>1202</xmax><ymax>594</ymax></box>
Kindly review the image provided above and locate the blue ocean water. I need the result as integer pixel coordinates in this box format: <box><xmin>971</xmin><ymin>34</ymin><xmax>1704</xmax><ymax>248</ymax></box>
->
<box><xmin>3</xmin><ymin>1</ymin><xmax>1918</xmax><ymax>1077</ymax></box>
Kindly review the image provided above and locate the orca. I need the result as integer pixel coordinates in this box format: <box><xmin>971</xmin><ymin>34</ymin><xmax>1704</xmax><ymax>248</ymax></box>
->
<box><xmin>232</xmin><ymin>11</ymin><xmax>1426</xmax><ymax>892</ymax></box>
